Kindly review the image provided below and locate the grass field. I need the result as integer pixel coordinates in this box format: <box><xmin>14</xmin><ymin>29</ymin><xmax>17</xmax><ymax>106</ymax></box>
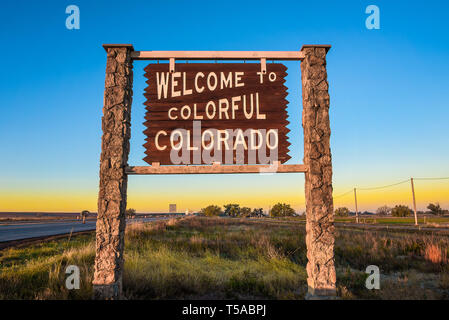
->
<box><xmin>0</xmin><ymin>216</ymin><xmax>448</xmax><ymax>299</ymax></box>
<box><xmin>270</xmin><ymin>215</ymin><xmax>449</xmax><ymax>225</ymax></box>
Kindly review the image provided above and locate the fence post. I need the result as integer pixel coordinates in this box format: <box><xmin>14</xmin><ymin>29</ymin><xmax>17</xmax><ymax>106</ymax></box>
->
<box><xmin>92</xmin><ymin>44</ymin><xmax>134</xmax><ymax>299</ymax></box>
<box><xmin>301</xmin><ymin>45</ymin><xmax>336</xmax><ymax>299</ymax></box>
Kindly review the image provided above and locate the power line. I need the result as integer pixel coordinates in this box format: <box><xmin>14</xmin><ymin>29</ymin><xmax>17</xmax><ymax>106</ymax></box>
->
<box><xmin>356</xmin><ymin>179</ymin><xmax>410</xmax><ymax>191</ymax></box>
<box><xmin>333</xmin><ymin>189</ymin><xmax>353</xmax><ymax>198</ymax></box>
<box><xmin>354</xmin><ymin>176</ymin><xmax>449</xmax><ymax>191</ymax></box>
<box><xmin>324</xmin><ymin>175</ymin><xmax>448</xmax><ymax>201</ymax></box>
<box><xmin>420</xmin><ymin>177</ymin><xmax>449</xmax><ymax>180</ymax></box>
<box><xmin>329</xmin><ymin>175</ymin><xmax>448</xmax><ymax>226</ymax></box>
<box><xmin>333</xmin><ymin>176</ymin><xmax>449</xmax><ymax>194</ymax></box>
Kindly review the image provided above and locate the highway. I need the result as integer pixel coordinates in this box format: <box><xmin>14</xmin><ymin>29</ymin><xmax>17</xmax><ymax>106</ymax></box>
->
<box><xmin>0</xmin><ymin>217</ymin><xmax>165</xmax><ymax>243</ymax></box>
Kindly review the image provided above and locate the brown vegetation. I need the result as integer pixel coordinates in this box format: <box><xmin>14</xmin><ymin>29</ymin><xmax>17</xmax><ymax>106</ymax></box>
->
<box><xmin>1</xmin><ymin>216</ymin><xmax>448</xmax><ymax>299</ymax></box>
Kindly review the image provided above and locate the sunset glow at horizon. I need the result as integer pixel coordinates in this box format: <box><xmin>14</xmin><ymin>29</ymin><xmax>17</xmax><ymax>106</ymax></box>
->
<box><xmin>1</xmin><ymin>178</ymin><xmax>448</xmax><ymax>214</ymax></box>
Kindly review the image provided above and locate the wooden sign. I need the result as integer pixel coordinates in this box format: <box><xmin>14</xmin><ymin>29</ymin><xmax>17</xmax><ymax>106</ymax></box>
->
<box><xmin>143</xmin><ymin>63</ymin><xmax>291</xmax><ymax>165</ymax></box>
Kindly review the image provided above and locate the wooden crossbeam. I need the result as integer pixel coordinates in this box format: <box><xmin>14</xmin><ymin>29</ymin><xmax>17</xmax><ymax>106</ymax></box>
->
<box><xmin>131</xmin><ymin>51</ymin><xmax>305</xmax><ymax>61</ymax></box>
<box><xmin>126</xmin><ymin>163</ymin><xmax>306</xmax><ymax>175</ymax></box>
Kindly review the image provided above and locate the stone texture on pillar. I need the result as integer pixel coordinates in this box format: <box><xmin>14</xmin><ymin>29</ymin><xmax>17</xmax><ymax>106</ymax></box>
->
<box><xmin>300</xmin><ymin>45</ymin><xmax>336</xmax><ymax>298</ymax></box>
<box><xmin>93</xmin><ymin>44</ymin><xmax>134</xmax><ymax>300</ymax></box>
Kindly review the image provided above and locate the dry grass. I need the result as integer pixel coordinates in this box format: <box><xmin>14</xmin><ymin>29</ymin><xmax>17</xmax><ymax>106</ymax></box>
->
<box><xmin>424</xmin><ymin>243</ymin><xmax>448</xmax><ymax>264</ymax></box>
<box><xmin>0</xmin><ymin>216</ymin><xmax>448</xmax><ymax>299</ymax></box>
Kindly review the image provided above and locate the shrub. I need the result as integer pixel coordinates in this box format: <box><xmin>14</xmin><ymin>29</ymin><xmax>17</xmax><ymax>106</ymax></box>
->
<box><xmin>391</xmin><ymin>205</ymin><xmax>412</xmax><ymax>217</ymax></box>
<box><xmin>270</xmin><ymin>203</ymin><xmax>295</xmax><ymax>217</ymax></box>
<box><xmin>199</xmin><ymin>205</ymin><xmax>223</xmax><ymax>217</ymax></box>
<box><xmin>335</xmin><ymin>207</ymin><xmax>350</xmax><ymax>217</ymax></box>
<box><xmin>224</xmin><ymin>204</ymin><xmax>241</xmax><ymax>217</ymax></box>
<box><xmin>251</xmin><ymin>208</ymin><xmax>264</xmax><ymax>217</ymax></box>
<box><xmin>424</xmin><ymin>244</ymin><xmax>447</xmax><ymax>264</ymax></box>
<box><xmin>376</xmin><ymin>205</ymin><xmax>391</xmax><ymax>216</ymax></box>
<box><xmin>427</xmin><ymin>203</ymin><xmax>448</xmax><ymax>216</ymax></box>
<box><xmin>126</xmin><ymin>208</ymin><xmax>136</xmax><ymax>219</ymax></box>
<box><xmin>240</xmin><ymin>207</ymin><xmax>251</xmax><ymax>217</ymax></box>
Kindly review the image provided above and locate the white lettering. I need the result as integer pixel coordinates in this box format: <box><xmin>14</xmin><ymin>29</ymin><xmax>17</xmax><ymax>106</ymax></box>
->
<box><xmin>207</xmin><ymin>72</ymin><xmax>218</xmax><ymax>91</ymax></box>
<box><xmin>218</xmin><ymin>98</ymin><xmax>229</xmax><ymax>119</ymax></box>
<box><xmin>171</xmin><ymin>72</ymin><xmax>181</xmax><ymax>97</ymax></box>
<box><xmin>156</xmin><ymin>72</ymin><xmax>169</xmax><ymax>99</ymax></box>
<box><xmin>155</xmin><ymin>131</ymin><xmax>167</xmax><ymax>150</ymax></box>
<box><xmin>182</xmin><ymin>72</ymin><xmax>193</xmax><ymax>95</ymax></box>
<box><xmin>195</xmin><ymin>72</ymin><xmax>205</xmax><ymax>93</ymax></box>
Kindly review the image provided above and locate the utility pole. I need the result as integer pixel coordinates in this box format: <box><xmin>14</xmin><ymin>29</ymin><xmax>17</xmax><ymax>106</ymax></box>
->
<box><xmin>354</xmin><ymin>188</ymin><xmax>359</xmax><ymax>224</ymax></box>
<box><xmin>411</xmin><ymin>178</ymin><xmax>418</xmax><ymax>226</ymax></box>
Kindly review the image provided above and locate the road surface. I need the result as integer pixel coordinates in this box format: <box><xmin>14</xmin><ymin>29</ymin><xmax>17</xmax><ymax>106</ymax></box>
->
<box><xmin>0</xmin><ymin>217</ymin><xmax>165</xmax><ymax>242</ymax></box>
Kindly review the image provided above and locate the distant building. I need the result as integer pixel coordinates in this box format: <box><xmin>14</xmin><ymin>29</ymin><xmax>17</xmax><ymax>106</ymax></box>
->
<box><xmin>169</xmin><ymin>204</ymin><xmax>177</xmax><ymax>213</ymax></box>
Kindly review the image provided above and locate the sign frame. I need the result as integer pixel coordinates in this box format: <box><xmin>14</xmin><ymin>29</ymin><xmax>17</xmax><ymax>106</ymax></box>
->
<box><xmin>93</xmin><ymin>44</ymin><xmax>336</xmax><ymax>300</ymax></box>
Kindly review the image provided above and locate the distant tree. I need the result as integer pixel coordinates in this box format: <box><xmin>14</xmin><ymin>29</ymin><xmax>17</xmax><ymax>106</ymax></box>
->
<box><xmin>391</xmin><ymin>205</ymin><xmax>412</xmax><ymax>217</ymax></box>
<box><xmin>334</xmin><ymin>207</ymin><xmax>350</xmax><ymax>217</ymax></box>
<box><xmin>251</xmin><ymin>208</ymin><xmax>264</xmax><ymax>217</ymax></box>
<box><xmin>376</xmin><ymin>205</ymin><xmax>391</xmax><ymax>216</ymax></box>
<box><xmin>126</xmin><ymin>208</ymin><xmax>136</xmax><ymax>219</ymax></box>
<box><xmin>224</xmin><ymin>204</ymin><xmax>241</xmax><ymax>217</ymax></box>
<box><xmin>427</xmin><ymin>203</ymin><xmax>446</xmax><ymax>216</ymax></box>
<box><xmin>270</xmin><ymin>203</ymin><xmax>295</xmax><ymax>217</ymax></box>
<box><xmin>240</xmin><ymin>207</ymin><xmax>252</xmax><ymax>217</ymax></box>
<box><xmin>200</xmin><ymin>205</ymin><xmax>223</xmax><ymax>217</ymax></box>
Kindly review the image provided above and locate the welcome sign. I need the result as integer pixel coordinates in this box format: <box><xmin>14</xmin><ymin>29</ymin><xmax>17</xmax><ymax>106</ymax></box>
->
<box><xmin>96</xmin><ymin>45</ymin><xmax>335</xmax><ymax>300</ymax></box>
<box><xmin>143</xmin><ymin>63</ymin><xmax>291</xmax><ymax>165</ymax></box>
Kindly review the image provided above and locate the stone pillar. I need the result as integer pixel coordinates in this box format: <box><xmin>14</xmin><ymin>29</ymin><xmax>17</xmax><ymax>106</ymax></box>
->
<box><xmin>93</xmin><ymin>44</ymin><xmax>134</xmax><ymax>299</ymax></box>
<box><xmin>300</xmin><ymin>45</ymin><xmax>336</xmax><ymax>298</ymax></box>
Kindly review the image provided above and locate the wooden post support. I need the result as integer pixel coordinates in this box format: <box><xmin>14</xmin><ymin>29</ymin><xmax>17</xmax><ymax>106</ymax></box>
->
<box><xmin>411</xmin><ymin>178</ymin><xmax>418</xmax><ymax>226</ymax></box>
<box><xmin>354</xmin><ymin>188</ymin><xmax>359</xmax><ymax>224</ymax></box>
<box><xmin>301</xmin><ymin>45</ymin><xmax>336</xmax><ymax>298</ymax></box>
<box><xmin>92</xmin><ymin>44</ymin><xmax>134</xmax><ymax>299</ymax></box>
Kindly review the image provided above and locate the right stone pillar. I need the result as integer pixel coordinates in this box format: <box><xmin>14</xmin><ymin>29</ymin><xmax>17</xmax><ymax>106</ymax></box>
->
<box><xmin>300</xmin><ymin>45</ymin><xmax>336</xmax><ymax>298</ymax></box>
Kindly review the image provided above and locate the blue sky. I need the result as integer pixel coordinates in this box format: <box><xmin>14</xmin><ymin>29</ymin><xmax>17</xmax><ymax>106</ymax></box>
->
<box><xmin>0</xmin><ymin>0</ymin><xmax>448</xmax><ymax>212</ymax></box>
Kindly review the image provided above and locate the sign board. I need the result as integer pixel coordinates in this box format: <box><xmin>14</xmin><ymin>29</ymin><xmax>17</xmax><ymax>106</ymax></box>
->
<box><xmin>143</xmin><ymin>63</ymin><xmax>291</xmax><ymax>165</ymax></box>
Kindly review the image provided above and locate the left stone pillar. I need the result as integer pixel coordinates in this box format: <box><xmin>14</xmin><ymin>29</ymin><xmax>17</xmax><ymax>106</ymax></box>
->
<box><xmin>93</xmin><ymin>44</ymin><xmax>134</xmax><ymax>300</ymax></box>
